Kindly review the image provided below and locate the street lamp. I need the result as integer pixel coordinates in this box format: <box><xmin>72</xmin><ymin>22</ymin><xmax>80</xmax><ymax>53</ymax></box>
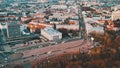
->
<box><xmin>91</xmin><ymin>37</ymin><xmax>94</xmax><ymax>41</ymax></box>
<box><xmin>91</xmin><ymin>37</ymin><xmax>94</xmax><ymax>45</ymax></box>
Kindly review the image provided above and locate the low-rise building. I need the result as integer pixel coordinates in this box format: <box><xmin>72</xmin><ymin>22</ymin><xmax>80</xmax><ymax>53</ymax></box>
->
<box><xmin>111</xmin><ymin>5</ymin><xmax>120</xmax><ymax>11</ymax></box>
<box><xmin>38</xmin><ymin>0</ymin><xmax>46</xmax><ymax>3</ymax></box>
<box><xmin>41</xmin><ymin>27</ymin><xmax>62</xmax><ymax>41</ymax></box>
<box><xmin>111</xmin><ymin>10</ymin><xmax>120</xmax><ymax>21</ymax></box>
<box><xmin>51</xmin><ymin>5</ymin><xmax>67</xmax><ymax>10</ymax></box>
<box><xmin>84</xmin><ymin>18</ymin><xmax>104</xmax><ymax>34</ymax></box>
<box><xmin>21</xmin><ymin>16</ymin><xmax>32</xmax><ymax>22</ymax></box>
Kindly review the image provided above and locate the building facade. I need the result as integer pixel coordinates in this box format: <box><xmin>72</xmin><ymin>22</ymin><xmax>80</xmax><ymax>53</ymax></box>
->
<box><xmin>41</xmin><ymin>27</ymin><xmax>62</xmax><ymax>40</ymax></box>
<box><xmin>6</xmin><ymin>21</ymin><xmax>21</xmax><ymax>38</ymax></box>
<box><xmin>0</xmin><ymin>21</ymin><xmax>21</xmax><ymax>39</ymax></box>
<box><xmin>111</xmin><ymin>10</ymin><xmax>120</xmax><ymax>21</ymax></box>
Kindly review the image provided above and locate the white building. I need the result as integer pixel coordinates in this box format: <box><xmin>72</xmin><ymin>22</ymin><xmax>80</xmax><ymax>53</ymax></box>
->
<box><xmin>38</xmin><ymin>0</ymin><xmax>46</xmax><ymax>3</ymax></box>
<box><xmin>56</xmin><ymin>25</ymin><xmax>79</xmax><ymax>30</ymax></box>
<box><xmin>51</xmin><ymin>5</ymin><xmax>67</xmax><ymax>9</ymax></box>
<box><xmin>50</xmin><ymin>21</ymin><xmax>62</xmax><ymax>24</ymax></box>
<box><xmin>41</xmin><ymin>27</ymin><xmax>62</xmax><ymax>40</ymax></box>
<box><xmin>84</xmin><ymin>18</ymin><xmax>104</xmax><ymax>34</ymax></box>
<box><xmin>111</xmin><ymin>10</ymin><xmax>120</xmax><ymax>21</ymax></box>
<box><xmin>111</xmin><ymin>5</ymin><xmax>120</xmax><ymax>11</ymax></box>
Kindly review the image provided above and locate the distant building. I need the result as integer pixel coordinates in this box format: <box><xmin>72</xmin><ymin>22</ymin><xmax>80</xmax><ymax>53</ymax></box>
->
<box><xmin>6</xmin><ymin>21</ymin><xmax>21</xmax><ymax>39</ymax></box>
<box><xmin>84</xmin><ymin>18</ymin><xmax>104</xmax><ymax>34</ymax></box>
<box><xmin>0</xmin><ymin>10</ymin><xmax>21</xmax><ymax>43</ymax></box>
<box><xmin>0</xmin><ymin>22</ymin><xmax>8</xmax><ymax>43</ymax></box>
<box><xmin>38</xmin><ymin>0</ymin><xmax>46</xmax><ymax>3</ymax></box>
<box><xmin>111</xmin><ymin>10</ymin><xmax>120</xmax><ymax>21</ymax></box>
<box><xmin>51</xmin><ymin>5</ymin><xmax>67</xmax><ymax>9</ymax></box>
<box><xmin>37</xmin><ymin>0</ymin><xmax>60</xmax><ymax>3</ymax></box>
<box><xmin>111</xmin><ymin>5</ymin><xmax>120</xmax><ymax>11</ymax></box>
<box><xmin>0</xmin><ymin>12</ymin><xmax>7</xmax><ymax>16</ymax></box>
<box><xmin>21</xmin><ymin>16</ymin><xmax>32</xmax><ymax>22</ymax></box>
<box><xmin>0</xmin><ymin>21</ymin><xmax>21</xmax><ymax>39</ymax></box>
<box><xmin>50</xmin><ymin>21</ymin><xmax>62</xmax><ymax>24</ymax></box>
<box><xmin>47</xmin><ymin>0</ymin><xmax>59</xmax><ymax>2</ymax></box>
<box><xmin>41</xmin><ymin>27</ymin><xmax>62</xmax><ymax>40</ymax></box>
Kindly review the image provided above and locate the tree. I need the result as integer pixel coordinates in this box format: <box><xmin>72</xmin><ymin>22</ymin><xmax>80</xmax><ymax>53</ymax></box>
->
<box><xmin>64</xmin><ymin>18</ymin><xmax>69</xmax><ymax>24</ymax></box>
<box><xmin>58</xmin><ymin>28</ymin><xmax>69</xmax><ymax>37</ymax></box>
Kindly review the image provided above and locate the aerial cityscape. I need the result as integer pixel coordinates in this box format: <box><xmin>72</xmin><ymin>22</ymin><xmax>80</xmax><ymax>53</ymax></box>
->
<box><xmin>0</xmin><ymin>0</ymin><xmax>120</xmax><ymax>68</ymax></box>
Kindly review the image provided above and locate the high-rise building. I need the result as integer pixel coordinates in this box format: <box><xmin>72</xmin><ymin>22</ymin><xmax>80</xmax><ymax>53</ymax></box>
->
<box><xmin>6</xmin><ymin>21</ymin><xmax>21</xmax><ymax>39</ymax></box>
<box><xmin>0</xmin><ymin>21</ymin><xmax>21</xmax><ymax>39</ymax></box>
<box><xmin>0</xmin><ymin>22</ymin><xmax>8</xmax><ymax>43</ymax></box>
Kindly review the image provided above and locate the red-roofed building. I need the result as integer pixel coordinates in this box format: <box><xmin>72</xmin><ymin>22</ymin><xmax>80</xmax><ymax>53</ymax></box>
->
<box><xmin>21</xmin><ymin>16</ymin><xmax>33</xmax><ymax>22</ymax></box>
<box><xmin>27</xmin><ymin>23</ymin><xmax>46</xmax><ymax>32</ymax></box>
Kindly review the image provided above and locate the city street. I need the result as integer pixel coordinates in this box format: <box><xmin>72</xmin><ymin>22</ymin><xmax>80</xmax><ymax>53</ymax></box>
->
<box><xmin>3</xmin><ymin>39</ymin><xmax>93</xmax><ymax>68</ymax></box>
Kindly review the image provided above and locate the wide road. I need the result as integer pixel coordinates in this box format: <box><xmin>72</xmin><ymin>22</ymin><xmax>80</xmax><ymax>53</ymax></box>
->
<box><xmin>3</xmin><ymin>39</ymin><xmax>93</xmax><ymax>68</ymax></box>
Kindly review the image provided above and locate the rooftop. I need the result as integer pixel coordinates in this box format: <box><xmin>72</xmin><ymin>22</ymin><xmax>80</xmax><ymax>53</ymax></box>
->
<box><xmin>43</xmin><ymin>27</ymin><xmax>61</xmax><ymax>35</ymax></box>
